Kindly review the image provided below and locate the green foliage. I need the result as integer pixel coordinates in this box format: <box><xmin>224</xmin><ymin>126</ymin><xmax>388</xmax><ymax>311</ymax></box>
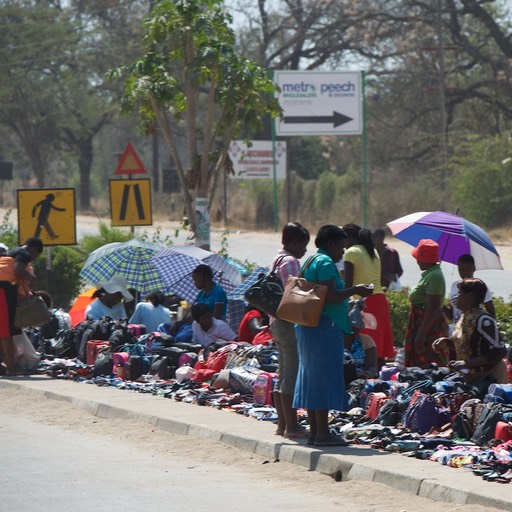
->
<box><xmin>450</xmin><ymin>133</ymin><xmax>512</xmax><ymax>227</ymax></box>
<box><xmin>386</xmin><ymin>288</ymin><xmax>411</xmax><ymax>348</ymax></box>
<box><xmin>288</xmin><ymin>137</ymin><xmax>329</xmax><ymax>180</ymax></box>
<box><xmin>0</xmin><ymin>209</ymin><xmax>18</xmax><ymax>249</ymax></box>
<box><xmin>32</xmin><ymin>247</ymin><xmax>83</xmax><ymax>309</ymax></box>
<box><xmin>493</xmin><ymin>297</ymin><xmax>512</xmax><ymax>343</ymax></box>
<box><xmin>79</xmin><ymin>222</ymin><xmax>133</xmax><ymax>254</ymax></box>
<box><xmin>247</xmin><ymin>180</ymin><xmax>275</xmax><ymax>227</ymax></box>
<box><xmin>315</xmin><ymin>172</ymin><xmax>338</xmax><ymax>215</ymax></box>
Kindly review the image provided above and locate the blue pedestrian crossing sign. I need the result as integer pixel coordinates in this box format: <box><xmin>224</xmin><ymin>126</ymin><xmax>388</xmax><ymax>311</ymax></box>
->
<box><xmin>17</xmin><ymin>188</ymin><xmax>76</xmax><ymax>246</ymax></box>
<box><xmin>109</xmin><ymin>179</ymin><xmax>152</xmax><ymax>226</ymax></box>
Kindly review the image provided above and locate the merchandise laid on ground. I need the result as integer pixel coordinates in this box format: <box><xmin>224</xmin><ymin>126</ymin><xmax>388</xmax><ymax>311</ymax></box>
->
<box><xmin>4</xmin><ymin>317</ymin><xmax>512</xmax><ymax>511</ymax></box>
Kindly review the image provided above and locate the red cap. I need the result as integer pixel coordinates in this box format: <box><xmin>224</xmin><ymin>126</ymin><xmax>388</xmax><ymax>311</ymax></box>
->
<box><xmin>411</xmin><ymin>239</ymin><xmax>440</xmax><ymax>263</ymax></box>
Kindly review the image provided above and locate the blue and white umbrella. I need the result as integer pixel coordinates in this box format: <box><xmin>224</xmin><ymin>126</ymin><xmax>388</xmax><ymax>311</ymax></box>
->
<box><xmin>150</xmin><ymin>245</ymin><xmax>242</xmax><ymax>303</ymax></box>
<box><xmin>227</xmin><ymin>267</ymin><xmax>267</xmax><ymax>332</ymax></box>
<box><xmin>80</xmin><ymin>239</ymin><xmax>167</xmax><ymax>296</ymax></box>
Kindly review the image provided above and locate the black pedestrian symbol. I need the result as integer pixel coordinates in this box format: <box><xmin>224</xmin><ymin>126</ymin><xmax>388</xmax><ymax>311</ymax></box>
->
<box><xmin>32</xmin><ymin>193</ymin><xmax>66</xmax><ymax>240</ymax></box>
<box><xmin>119</xmin><ymin>183</ymin><xmax>145</xmax><ymax>221</ymax></box>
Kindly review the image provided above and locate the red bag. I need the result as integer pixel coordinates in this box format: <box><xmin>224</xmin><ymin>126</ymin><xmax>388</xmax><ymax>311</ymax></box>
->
<box><xmin>86</xmin><ymin>340</ymin><xmax>111</xmax><ymax>365</ymax></box>
<box><xmin>366</xmin><ymin>392</ymin><xmax>391</xmax><ymax>420</ymax></box>
<box><xmin>495</xmin><ymin>421</ymin><xmax>512</xmax><ymax>442</ymax></box>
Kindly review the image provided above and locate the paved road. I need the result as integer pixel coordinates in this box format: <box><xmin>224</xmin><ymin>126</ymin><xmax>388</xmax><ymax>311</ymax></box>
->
<box><xmin>0</xmin><ymin>380</ymin><xmax>507</xmax><ymax>512</ymax></box>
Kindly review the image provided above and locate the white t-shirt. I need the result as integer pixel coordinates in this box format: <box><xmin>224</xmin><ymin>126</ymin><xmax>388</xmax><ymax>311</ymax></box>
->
<box><xmin>192</xmin><ymin>318</ymin><xmax>237</xmax><ymax>348</ymax></box>
<box><xmin>128</xmin><ymin>302</ymin><xmax>171</xmax><ymax>332</ymax></box>
<box><xmin>85</xmin><ymin>299</ymin><xmax>127</xmax><ymax>321</ymax></box>
<box><xmin>450</xmin><ymin>279</ymin><xmax>492</xmax><ymax>324</ymax></box>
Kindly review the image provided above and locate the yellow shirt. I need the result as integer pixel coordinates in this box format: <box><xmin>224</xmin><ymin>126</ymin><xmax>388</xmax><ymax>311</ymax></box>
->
<box><xmin>343</xmin><ymin>245</ymin><xmax>384</xmax><ymax>294</ymax></box>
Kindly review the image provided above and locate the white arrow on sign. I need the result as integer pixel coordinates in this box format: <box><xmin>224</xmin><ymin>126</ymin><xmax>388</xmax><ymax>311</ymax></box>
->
<box><xmin>274</xmin><ymin>71</ymin><xmax>362</xmax><ymax>136</ymax></box>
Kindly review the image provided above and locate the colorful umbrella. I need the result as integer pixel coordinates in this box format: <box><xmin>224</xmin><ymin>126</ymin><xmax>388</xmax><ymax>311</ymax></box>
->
<box><xmin>387</xmin><ymin>211</ymin><xmax>503</xmax><ymax>270</ymax></box>
<box><xmin>79</xmin><ymin>239</ymin><xmax>167</xmax><ymax>296</ymax></box>
<box><xmin>150</xmin><ymin>245</ymin><xmax>242</xmax><ymax>303</ymax></box>
<box><xmin>68</xmin><ymin>287</ymin><xmax>96</xmax><ymax>326</ymax></box>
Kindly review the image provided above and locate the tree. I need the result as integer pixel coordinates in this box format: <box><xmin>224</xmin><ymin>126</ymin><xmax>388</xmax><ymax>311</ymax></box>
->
<box><xmin>52</xmin><ymin>0</ymin><xmax>147</xmax><ymax>210</ymax></box>
<box><xmin>0</xmin><ymin>1</ymin><xmax>72</xmax><ymax>187</ymax></box>
<box><xmin>109</xmin><ymin>0</ymin><xmax>281</xmax><ymax>248</ymax></box>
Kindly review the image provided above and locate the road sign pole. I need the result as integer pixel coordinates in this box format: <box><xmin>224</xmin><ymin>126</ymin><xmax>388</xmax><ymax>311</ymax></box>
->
<box><xmin>271</xmin><ymin>101</ymin><xmax>279</xmax><ymax>232</ymax></box>
<box><xmin>362</xmin><ymin>71</ymin><xmax>368</xmax><ymax>227</ymax></box>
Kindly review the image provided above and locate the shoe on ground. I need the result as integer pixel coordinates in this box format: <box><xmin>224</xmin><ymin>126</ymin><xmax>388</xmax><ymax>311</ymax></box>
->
<box><xmin>314</xmin><ymin>434</ymin><xmax>350</xmax><ymax>447</ymax></box>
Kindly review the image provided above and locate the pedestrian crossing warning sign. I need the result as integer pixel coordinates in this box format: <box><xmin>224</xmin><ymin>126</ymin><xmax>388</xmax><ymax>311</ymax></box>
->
<box><xmin>110</xmin><ymin>179</ymin><xmax>152</xmax><ymax>226</ymax></box>
<box><xmin>17</xmin><ymin>188</ymin><xmax>76</xmax><ymax>246</ymax></box>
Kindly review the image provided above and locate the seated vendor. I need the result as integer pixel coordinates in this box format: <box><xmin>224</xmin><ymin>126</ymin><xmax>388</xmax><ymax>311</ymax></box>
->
<box><xmin>191</xmin><ymin>303</ymin><xmax>237</xmax><ymax>349</ymax></box>
<box><xmin>433</xmin><ymin>278</ymin><xmax>507</xmax><ymax>385</ymax></box>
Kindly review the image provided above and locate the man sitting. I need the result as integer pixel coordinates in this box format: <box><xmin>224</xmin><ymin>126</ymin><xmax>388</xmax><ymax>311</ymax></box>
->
<box><xmin>191</xmin><ymin>303</ymin><xmax>237</xmax><ymax>349</ymax></box>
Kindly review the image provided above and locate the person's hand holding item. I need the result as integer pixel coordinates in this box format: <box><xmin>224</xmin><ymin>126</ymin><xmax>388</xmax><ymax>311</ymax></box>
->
<box><xmin>354</xmin><ymin>284</ymin><xmax>374</xmax><ymax>298</ymax></box>
<box><xmin>448</xmin><ymin>360</ymin><xmax>467</xmax><ymax>372</ymax></box>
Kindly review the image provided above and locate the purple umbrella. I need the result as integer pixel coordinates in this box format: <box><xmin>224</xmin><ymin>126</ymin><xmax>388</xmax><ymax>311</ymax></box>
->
<box><xmin>387</xmin><ymin>211</ymin><xmax>502</xmax><ymax>270</ymax></box>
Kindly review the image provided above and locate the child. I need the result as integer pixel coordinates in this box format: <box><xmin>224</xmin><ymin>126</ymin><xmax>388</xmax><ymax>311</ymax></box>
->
<box><xmin>191</xmin><ymin>303</ymin><xmax>237</xmax><ymax>349</ymax></box>
<box><xmin>344</xmin><ymin>300</ymin><xmax>378</xmax><ymax>379</ymax></box>
<box><xmin>444</xmin><ymin>254</ymin><xmax>495</xmax><ymax>334</ymax></box>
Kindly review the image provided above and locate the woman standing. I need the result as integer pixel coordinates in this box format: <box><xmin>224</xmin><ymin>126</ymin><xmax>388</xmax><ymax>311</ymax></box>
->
<box><xmin>342</xmin><ymin>223</ymin><xmax>394</xmax><ymax>368</ymax></box>
<box><xmin>293</xmin><ymin>225</ymin><xmax>373</xmax><ymax>447</ymax></box>
<box><xmin>405</xmin><ymin>239</ymin><xmax>450</xmax><ymax>368</ymax></box>
<box><xmin>270</xmin><ymin>222</ymin><xmax>310</xmax><ymax>438</ymax></box>
<box><xmin>0</xmin><ymin>237</ymin><xmax>43</xmax><ymax>375</ymax></box>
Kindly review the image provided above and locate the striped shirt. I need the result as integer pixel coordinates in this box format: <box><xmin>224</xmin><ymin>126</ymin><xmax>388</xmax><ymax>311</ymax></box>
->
<box><xmin>271</xmin><ymin>249</ymin><xmax>301</xmax><ymax>288</ymax></box>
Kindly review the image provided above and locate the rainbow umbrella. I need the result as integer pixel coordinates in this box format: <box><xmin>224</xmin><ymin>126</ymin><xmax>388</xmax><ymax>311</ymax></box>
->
<box><xmin>387</xmin><ymin>211</ymin><xmax>502</xmax><ymax>270</ymax></box>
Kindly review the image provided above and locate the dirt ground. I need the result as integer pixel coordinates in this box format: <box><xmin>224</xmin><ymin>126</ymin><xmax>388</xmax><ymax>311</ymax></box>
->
<box><xmin>0</xmin><ymin>386</ymin><xmax>505</xmax><ymax>512</ymax></box>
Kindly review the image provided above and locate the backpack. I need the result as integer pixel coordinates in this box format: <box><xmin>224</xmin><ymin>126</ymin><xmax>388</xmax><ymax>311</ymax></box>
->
<box><xmin>76</xmin><ymin>319</ymin><xmax>115</xmax><ymax>362</ymax></box>
<box><xmin>401</xmin><ymin>391</ymin><xmax>451</xmax><ymax>434</ymax></box>
<box><xmin>253</xmin><ymin>371</ymin><xmax>277</xmax><ymax>405</ymax></box>
<box><xmin>452</xmin><ymin>399</ymin><xmax>484</xmax><ymax>440</ymax></box>
<box><xmin>376</xmin><ymin>398</ymin><xmax>404</xmax><ymax>427</ymax></box>
<box><xmin>365</xmin><ymin>392</ymin><xmax>391</xmax><ymax>420</ymax></box>
<box><xmin>53</xmin><ymin>328</ymin><xmax>82</xmax><ymax>358</ymax></box>
<box><xmin>471</xmin><ymin>403</ymin><xmax>512</xmax><ymax>446</ymax></box>
<box><xmin>93</xmin><ymin>348</ymin><xmax>114</xmax><ymax>377</ymax></box>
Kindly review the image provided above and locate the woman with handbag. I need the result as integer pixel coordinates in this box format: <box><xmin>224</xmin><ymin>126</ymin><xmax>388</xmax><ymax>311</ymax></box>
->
<box><xmin>293</xmin><ymin>225</ymin><xmax>373</xmax><ymax>447</ymax></box>
<box><xmin>0</xmin><ymin>237</ymin><xmax>43</xmax><ymax>375</ymax></box>
<box><xmin>269</xmin><ymin>222</ymin><xmax>310</xmax><ymax>438</ymax></box>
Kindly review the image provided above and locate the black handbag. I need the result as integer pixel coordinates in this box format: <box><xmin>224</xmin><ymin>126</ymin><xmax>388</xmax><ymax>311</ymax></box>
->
<box><xmin>244</xmin><ymin>256</ymin><xmax>285</xmax><ymax>317</ymax></box>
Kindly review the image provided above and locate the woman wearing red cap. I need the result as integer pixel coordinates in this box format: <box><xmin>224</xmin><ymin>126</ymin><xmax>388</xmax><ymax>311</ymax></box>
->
<box><xmin>405</xmin><ymin>239</ymin><xmax>450</xmax><ymax>368</ymax></box>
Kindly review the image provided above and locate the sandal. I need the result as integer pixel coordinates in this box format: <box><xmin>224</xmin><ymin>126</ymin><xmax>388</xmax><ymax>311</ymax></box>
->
<box><xmin>284</xmin><ymin>428</ymin><xmax>310</xmax><ymax>439</ymax></box>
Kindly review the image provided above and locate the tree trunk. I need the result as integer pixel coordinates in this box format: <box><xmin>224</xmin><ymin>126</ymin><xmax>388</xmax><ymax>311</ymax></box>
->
<box><xmin>78</xmin><ymin>139</ymin><xmax>93</xmax><ymax>211</ymax></box>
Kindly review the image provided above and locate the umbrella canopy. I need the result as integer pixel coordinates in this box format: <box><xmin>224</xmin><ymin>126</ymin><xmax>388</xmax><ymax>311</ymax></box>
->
<box><xmin>387</xmin><ymin>211</ymin><xmax>503</xmax><ymax>270</ymax></box>
<box><xmin>150</xmin><ymin>245</ymin><xmax>243</xmax><ymax>303</ymax></box>
<box><xmin>227</xmin><ymin>267</ymin><xmax>267</xmax><ymax>332</ymax></box>
<box><xmin>79</xmin><ymin>239</ymin><xmax>167</xmax><ymax>296</ymax></box>
<box><xmin>68</xmin><ymin>287</ymin><xmax>96</xmax><ymax>326</ymax></box>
